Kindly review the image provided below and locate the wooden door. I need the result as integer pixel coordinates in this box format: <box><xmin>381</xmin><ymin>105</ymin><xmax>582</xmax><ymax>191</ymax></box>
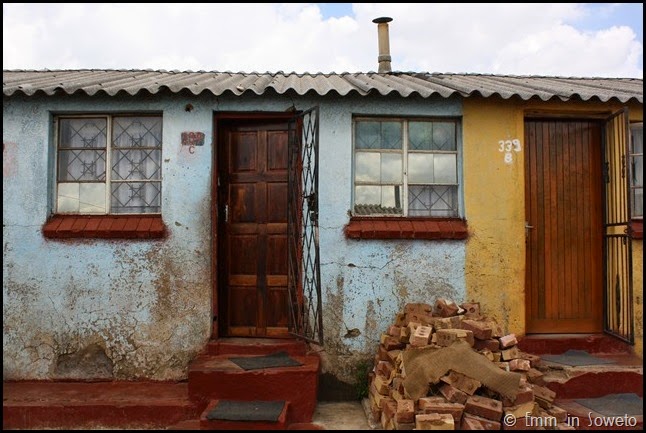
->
<box><xmin>525</xmin><ymin>119</ymin><xmax>604</xmax><ymax>333</ymax></box>
<box><xmin>218</xmin><ymin>120</ymin><xmax>290</xmax><ymax>337</ymax></box>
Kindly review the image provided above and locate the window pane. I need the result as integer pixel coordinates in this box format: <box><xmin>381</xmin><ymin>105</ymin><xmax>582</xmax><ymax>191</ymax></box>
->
<box><xmin>112</xmin><ymin>149</ymin><xmax>162</xmax><ymax>180</ymax></box>
<box><xmin>433</xmin><ymin>154</ymin><xmax>457</xmax><ymax>184</ymax></box>
<box><xmin>59</xmin><ymin>118</ymin><xmax>107</xmax><ymax>148</ymax></box>
<box><xmin>381</xmin><ymin>121</ymin><xmax>402</xmax><ymax>149</ymax></box>
<box><xmin>79</xmin><ymin>183</ymin><xmax>106</xmax><ymax>213</ymax></box>
<box><xmin>431</xmin><ymin>122</ymin><xmax>456</xmax><ymax>151</ymax></box>
<box><xmin>355</xmin><ymin>152</ymin><xmax>380</xmax><ymax>182</ymax></box>
<box><xmin>409</xmin><ymin>121</ymin><xmax>433</xmax><ymax>150</ymax></box>
<box><xmin>113</xmin><ymin>116</ymin><xmax>162</xmax><ymax>148</ymax></box>
<box><xmin>408</xmin><ymin>185</ymin><xmax>458</xmax><ymax>217</ymax></box>
<box><xmin>57</xmin><ymin>183</ymin><xmax>80</xmax><ymax>213</ymax></box>
<box><xmin>355</xmin><ymin>121</ymin><xmax>402</xmax><ymax>149</ymax></box>
<box><xmin>354</xmin><ymin>185</ymin><xmax>402</xmax><ymax>215</ymax></box>
<box><xmin>632</xmin><ymin>187</ymin><xmax>643</xmax><ymax>218</ymax></box>
<box><xmin>57</xmin><ymin>149</ymin><xmax>106</xmax><ymax>181</ymax></box>
<box><xmin>408</xmin><ymin>153</ymin><xmax>434</xmax><ymax>184</ymax></box>
<box><xmin>381</xmin><ymin>153</ymin><xmax>402</xmax><ymax>183</ymax></box>
<box><xmin>633</xmin><ymin>154</ymin><xmax>643</xmax><ymax>187</ymax></box>
<box><xmin>111</xmin><ymin>181</ymin><xmax>161</xmax><ymax>214</ymax></box>
<box><xmin>632</xmin><ymin>125</ymin><xmax>643</xmax><ymax>154</ymax></box>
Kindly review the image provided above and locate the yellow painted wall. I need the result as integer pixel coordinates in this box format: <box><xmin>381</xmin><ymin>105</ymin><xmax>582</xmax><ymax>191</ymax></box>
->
<box><xmin>463</xmin><ymin>96</ymin><xmax>643</xmax><ymax>356</ymax></box>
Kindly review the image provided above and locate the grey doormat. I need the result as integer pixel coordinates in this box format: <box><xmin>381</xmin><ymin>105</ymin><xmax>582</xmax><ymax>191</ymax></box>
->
<box><xmin>229</xmin><ymin>351</ymin><xmax>303</xmax><ymax>370</ymax></box>
<box><xmin>540</xmin><ymin>350</ymin><xmax>614</xmax><ymax>366</ymax></box>
<box><xmin>575</xmin><ymin>393</ymin><xmax>643</xmax><ymax>416</ymax></box>
<box><xmin>206</xmin><ymin>400</ymin><xmax>285</xmax><ymax>422</ymax></box>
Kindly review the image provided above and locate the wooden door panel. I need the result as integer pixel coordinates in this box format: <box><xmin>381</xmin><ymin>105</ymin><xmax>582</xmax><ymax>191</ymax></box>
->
<box><xmin>219</xmin><ymin>121</ymin><xmax>290</xmax><ymax>337</ymax></box>
<box><xmin>525</xmin><ymin>120</ymin><xmax>603</xmax><ymax>333</ymax></box>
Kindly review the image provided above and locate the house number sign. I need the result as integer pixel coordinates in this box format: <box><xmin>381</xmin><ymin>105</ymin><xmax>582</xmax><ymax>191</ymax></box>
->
<box><xmin>498</xmin><ymin>139</ymin><xmax>522</xmax><ymax>164</ymax></box>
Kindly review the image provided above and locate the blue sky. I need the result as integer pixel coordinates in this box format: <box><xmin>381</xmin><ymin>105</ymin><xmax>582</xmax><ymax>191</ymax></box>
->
<box><xmin>3</xmin><ymin>3</ymin><xmax>643</xmax><ymax>77</ymax></box>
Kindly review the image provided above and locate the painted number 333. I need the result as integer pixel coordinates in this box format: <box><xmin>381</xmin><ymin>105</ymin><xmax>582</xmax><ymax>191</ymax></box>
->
<box><xmin>498</xmin><ymin>139</ymin><xmax>522</xmax><ymax>164</ymax></box>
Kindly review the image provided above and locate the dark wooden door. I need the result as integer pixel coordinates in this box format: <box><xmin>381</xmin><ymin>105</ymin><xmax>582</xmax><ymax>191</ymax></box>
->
<box><xmin>525</xmin><ymin>119</ymin><xmax>604</xmax><ymax>333</ymax></box>
<box><xmin>218</xmin><ymin>120</ymin><xmax>290</xmax><ymax>337</ymax></box>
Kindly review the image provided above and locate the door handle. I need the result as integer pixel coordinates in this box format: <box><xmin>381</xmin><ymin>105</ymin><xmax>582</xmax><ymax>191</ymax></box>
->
<box><xmin>224</xmin><ymin>204</ymin><xmax>229</xmax><ymax>223</ymax></box>
<box><xmin>525</xmin><ymin>222</ymin><xmax>534</xmax><ymax>237</ymax></box>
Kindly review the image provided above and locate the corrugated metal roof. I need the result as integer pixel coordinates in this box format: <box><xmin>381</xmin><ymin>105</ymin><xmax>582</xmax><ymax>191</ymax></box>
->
<box><xmin>3</xmin><ymin>69</ymin><xmax>643</xmax><ymax>103</ymax></box>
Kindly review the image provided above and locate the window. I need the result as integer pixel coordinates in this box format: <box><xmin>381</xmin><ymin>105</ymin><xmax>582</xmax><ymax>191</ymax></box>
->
<box><xmin>55</xmin><ymin>115</ymin><xmax>162</xmax><ymax>214</ymax></box>
<box><xmin>630</xmin><ymin>122</ymin><xmax>643</xmax><ymax>219</ymax></box>
<box><xmin>353</xmin><ymin>118</ymin><xmax>460</xmax><ymax>218</ymax></box>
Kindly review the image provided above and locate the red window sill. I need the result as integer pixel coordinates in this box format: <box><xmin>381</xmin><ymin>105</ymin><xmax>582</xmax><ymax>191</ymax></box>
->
<box><xmin>632</xmin><ymin>220</ymin><xmax>643</xmax><ymax>240</ymax></box>
<box><xmin>344</xmin><ymin>217</ymin><xmax>468</xmax><ymax>240</ymax></box>
<box><xmin>43</xmin><ymin>215</ymin><xmax>167</xmax><ymax>239</ymax></box>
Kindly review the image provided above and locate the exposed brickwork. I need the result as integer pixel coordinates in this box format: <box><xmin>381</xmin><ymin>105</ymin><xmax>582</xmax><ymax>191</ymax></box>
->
<box><xmin>344</xmin><ymin>217</ymin><xmax>468</xmax><ymax>240</ymax></box>
<box><xmin>43</xmin><ymin>215</ymin><xmax>167</xmax><ymax>239</ymax></box>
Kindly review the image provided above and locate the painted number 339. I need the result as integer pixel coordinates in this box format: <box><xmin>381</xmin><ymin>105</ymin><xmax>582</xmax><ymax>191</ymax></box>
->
<box><xmin>498</xmin><ymin>139</ymin><xmax>522</xmax><ymax>164</ymax></box>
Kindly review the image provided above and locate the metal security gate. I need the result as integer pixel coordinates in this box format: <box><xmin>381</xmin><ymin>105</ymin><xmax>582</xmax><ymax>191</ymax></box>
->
<box><xmin>603</xmin><ymin>109</ymin><xmax>634</xmax><ymax>344</ymax></box>
<box><xmin>287</xmin><ymin>107</ymin><xmax>323</xmax><ymax>344</ymax></box>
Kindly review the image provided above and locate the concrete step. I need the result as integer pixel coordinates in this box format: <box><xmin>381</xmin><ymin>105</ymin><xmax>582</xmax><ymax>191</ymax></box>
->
<box><xmin>535</xmin><ymin>352</ymin><xmax>643</xmax><ymax>399</ymax></box>
<box><xmin>518</xmin><ymin>334</ymin><xmax>633</xmax><ymax>355</ymax></box>
<box><xmin>2</xmin><ymin>381</ymin><xmax>197</xmax><ymax>430</ymax></box>
<box><xmin>188</xmin><ymin>352</ymin><xmax>320</xmax><ymax>423</ymax></box>
<box><xmin>554</xmin><ymin>398</ymin><xmax>643</xmax><ymax>430</ymax></box>
<box><xmin>205</xmin><ymin>337</ymin><xmax>308</xmax><ymax>356</ymax></box>
<box><xmin>199</xmin><ymin>399</ymin><xmax>289</xmax><ymax>430</ymax></box>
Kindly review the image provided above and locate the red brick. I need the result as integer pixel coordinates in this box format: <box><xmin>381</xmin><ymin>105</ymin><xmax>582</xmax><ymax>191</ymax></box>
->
<box><xmin>109</xmin><ymin>217</ymin><xmax>128</xmax><ymax>238</ymax></box>
<box><xmin>531</xmin><ymin>385</ymin><xmax>555</xmax><ymax>409</ymax></box>
<box><xmin>380</xmin><ymin>334</ymin><xmax>405</xmax><ymax>351</ymax></box>
<box><xmin>377</xmin><ymin>344</ymin><xmax>390</xmax><ymax>362</ymax></box>
<box><xmin>474</xmin><ymin>339</ymin><xmax>500</xmax><ymax>352</ymax></box>
<box><xmin>436</xmin><ymin>328</ymin><xmax>474</xmax><ymax>347</ymax></box>
<box><xmin>441</xmin><ymin>371</ymin><xmax>481</xmax><ymax>396</ymax></box>
<box><xmin>70</xmin><ymin>217</ymin><xmax>88</xmax><ymax>234</ymax></box>
<box><xmin>56</xmin><ymin>216</ymin><xmax>77</xmax><ymax>238</ymax></box>
<box><xmin>436</xmin><ymin>220</ymin><xmax>454</xmax><ymax>238</ymax></box>
<box><xmin>462</xmin><ymin>413</ymin><xmax>501</xmax><ymax>430</ymax></box>
<box><xmin>376</xmin><ymin>360</ymin><xmax>393</xmax><ymax>380</ymax></box>
<box><xmin>461</xmin><ymin>319</ymin><xmax>493</xmax><ymax>340</ymax></box>
<box><xmin>399</xmin><ymin>326</ymin><xmax>411</xmax><ymax>343</ymax></box>
<box><xmin>432</xmin><ymin>316</ymin><xmax>463</xmax><ymax>330</ymax></box>
<box><xmin>344</xmin><ymin>222</ymin><xmax>361</xmax><ymax>238</ymax></box>
<box><xmin>462</xmin><ymin>417</ymin><xmax>485</xmax><ymax>430</ymax></box>
<box><xmin>84</xmin><ymin>217</ymin><xmax>102</xmax><ymax>237</ymax></box>
<box><xmin>501</xmin><ymin>347</ymin><xmax>520</xmax><ymax>360</ymax></box>
<box><xmin>499</xmin><ymin>334</ymin><xmax>518</xmax><ymax>349</ymax></box>
<box><xmin>464</xmin><ymin>395</ymin><xmax>503</xmax><ymax>421</ymax></box>
<box><xmin>387</xmin><ymin>325</ymin><xmax>401</xmax><ymax>337</ymax></box>
<box><xmin>418</xmin><ymin>401</ymin><xmax>465</xmax><ymax>423</ymax></box>
<box><xmin>418</xmin><ymin>396</ymin><xmax>449</xmax><ymax>410</ymax></box>
<box><xmin>373</xmin><ymin>373</ymin><xmax>390</xmax><ymax>395</ymax></box>
<box><xmin>410</xmin><ymin>325</ymin><xmax>432</xmax><ymax>347</ymax></box>
<box><xmin>395</xmin><ymin>399</ymin><xmax>415</xmax><ymax>423</ymax></box>
<box><xmin>503</xmin><ymin>385</ymin><xmax>534</xmax><ymax>407</ymax></box>
<box><xmin>42</xmin><ymin>217</ymin><xmax>63</xmax><ymax>238</ymax></box>
<box><xmin>415</xmin><ymin>413</ymin><xmax>454</xmax><ymax>430</ymax></box>
<box><xmin>373</xmin><ymin>220</ymin><xmax>394</xmax><ymax>238</ymax></box>
<box><xmin>381</xmin><ymin>397</ymin><xmax>397</xmax><ymax>419</ymax></box>
<box><xmin>398</xmin><ymin>220</ymin><xmax>414</xmax><ymax>238</ymax></box>
<box><xmin>123</xmin><ymin>217</ymin><xmax>140</xmax><ymax>235</ymax></box>
<box><xmin>148</xmin><ymin>217</ymin><xmax>166</xmax><ymax>237</ymax></box>
<box><xmin>440</xmin><ymin>383</ymin><xmax>468</xmax><ymax>404</ymax></box>
<box><xmin>410</xmin><ymin>220</ymin><xmax>426</xmax><ymax>238</ymax></box>
<box><xmin>510</xmin><ymin>359</ymin><xmax>531</xmax><ymax>372</ymax></box>
<box><xmin>460</xmin><ymin>302</ymin><xmax>481</xmax><ymax>319</ymax></box>
<box><xmin>135</xmin><ymin>217</ymin><xmax>154</xmax><ymax>238</ymax></box>
<box><xmin>435</xmin><ymin>298</ymin><xmax>460</xmax><ymax>317</ymax></box>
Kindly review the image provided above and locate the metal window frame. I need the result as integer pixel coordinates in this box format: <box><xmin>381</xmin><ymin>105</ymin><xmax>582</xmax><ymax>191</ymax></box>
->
<box><xmin>629</xmin><ymin>122</ymin><xmax>643</xmax><ymax>219</ymax></box>
<box><xmin>54</xmin><ymin>113</ymin><xmax>163</xmax><ymax>215</ymax></box>
<box><xmin>352</xmin><ymin>116</ymin><xmax>462</xmax><ymax>217</ymax></box>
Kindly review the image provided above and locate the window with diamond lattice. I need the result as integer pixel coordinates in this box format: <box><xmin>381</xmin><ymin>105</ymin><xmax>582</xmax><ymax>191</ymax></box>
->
<box><xmin>56</xmin><ymin>115</ymin><xmax>162</xmax><ymax>214</ymax></box>
<box><xmin>353</xmin><ymin>118</ymin><xmax>460</xmax><ymax>217</ymax></box>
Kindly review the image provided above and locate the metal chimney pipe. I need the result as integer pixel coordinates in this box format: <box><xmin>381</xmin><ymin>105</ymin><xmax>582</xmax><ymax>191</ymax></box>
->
<box><xmin>372</xmin><ymin>17</ymin><xmax>393</xmax><ymax>73</ymax></box>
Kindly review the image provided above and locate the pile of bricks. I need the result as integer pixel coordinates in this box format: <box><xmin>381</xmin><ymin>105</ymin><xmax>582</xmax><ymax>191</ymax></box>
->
<box><xmin>367</xmin><ymin>300</ymin><xmax>572</xmax><ymax>430</ymax></box>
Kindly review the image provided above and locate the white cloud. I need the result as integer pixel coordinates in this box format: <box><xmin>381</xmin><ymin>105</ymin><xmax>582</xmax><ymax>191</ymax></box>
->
<box><xmin>2</xmin><ymin>3</ymin><xmax>642</xmax><ymax>78</ymax></box>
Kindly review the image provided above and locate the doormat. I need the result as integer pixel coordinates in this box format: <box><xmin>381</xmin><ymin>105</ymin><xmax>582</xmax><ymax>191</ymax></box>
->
<box><xmin>575</xmin><ymin>393</ymin><xmax>643</xmax><ymax>417</ymax></box>
<box><xmin>229</xmin><ymin>351</ymin><xmax>303</xmax><ymax>370</ymax></box>
<box><xmin>540</xmin><ymin>350</ymin><xmax>614</xmax><ymax>366</ymax></box>
<box><xmin>206</xmin><ymin>400</ymin><xmax>285</xmax><ymax>422</ymax></box>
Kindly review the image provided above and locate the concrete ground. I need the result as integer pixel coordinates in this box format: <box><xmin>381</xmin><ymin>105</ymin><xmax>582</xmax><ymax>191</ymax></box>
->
<box><xmin>312</xmin><ymin>400</ymin><xmax>373</xmax><ymax>430</ymax></box>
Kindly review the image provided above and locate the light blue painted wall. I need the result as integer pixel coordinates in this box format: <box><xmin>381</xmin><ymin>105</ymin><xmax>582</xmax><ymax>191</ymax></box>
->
<box><xmin>3</xmin><ymin>91</ymin><xmax>465</xmax><ymax>382</ymax></box>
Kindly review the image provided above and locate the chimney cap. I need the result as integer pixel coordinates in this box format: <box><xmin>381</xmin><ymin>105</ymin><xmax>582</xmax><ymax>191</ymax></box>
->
<box><xmin>372</xmin><ymin>17</ymin><xmax>393</xmax><ymax>24</ymax></box>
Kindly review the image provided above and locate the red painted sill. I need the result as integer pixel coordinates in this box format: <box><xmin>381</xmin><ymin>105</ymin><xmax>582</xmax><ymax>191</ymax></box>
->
<box><xmin>43</xmin><ymin>215</ymin><xmax>167</xmax><ymax>239</ymax></box>
<box><xmin>344</xmin><ymin>217</ymin><xmax>468</xmax><ymax>240</ymax></box>
<box><xmin>632</xmin><ymin>220</ymin><xmax>643</xmax><ymax>240</ymax></box>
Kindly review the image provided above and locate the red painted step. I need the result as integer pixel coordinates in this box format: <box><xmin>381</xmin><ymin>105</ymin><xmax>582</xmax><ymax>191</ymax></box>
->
<box><xmin>188</xmin><ymin>352</ymin><xmax>320</xmax><ymax>423</ymax></box>
<box><xmin>199</xmin><ymin>399</ymin><xmax>289</xmax><ymax>430</ymax></box>
<box><xmin>2</xmin><ymin>381</ymin><xmax>197</xmax><ymax>430</ymax></box>
<box><xmin>206</xmin><ymin>337</ymin><xmax>308</xmax><ymax>356</ymax></box>
<box><xmin>518</xmin><ymin>334</ymin><xmax>633</xmax><ymax>354</ymax></box>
